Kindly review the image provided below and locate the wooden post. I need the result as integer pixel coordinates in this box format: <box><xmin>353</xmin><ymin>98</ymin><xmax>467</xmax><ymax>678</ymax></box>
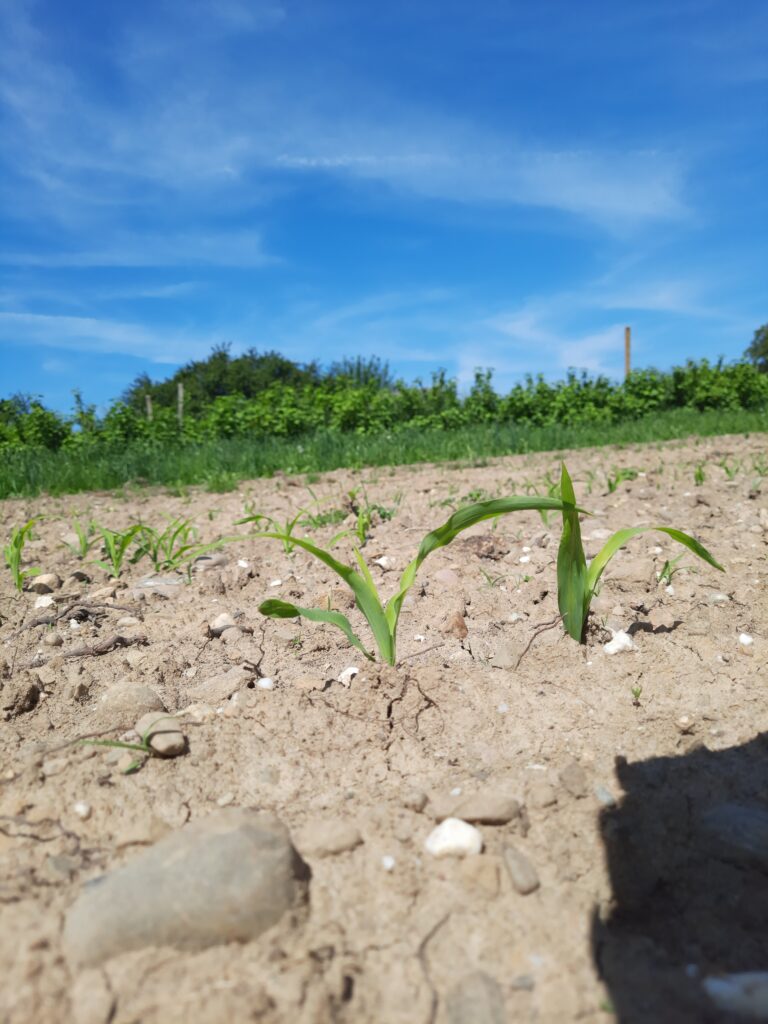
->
<box><xmin>145</xmin><ymin>393</ymin><xmax>153</xmax><ymax>422</ymax></box>
<box><xmin>177</xmin><ymin>382</ymin><xmax>184</xmax><ymax>428</ymax></box>
<box><xmin>624</xmin><ymin>326</ymin><xmax>631</xmax><ymax>378</ymax></box>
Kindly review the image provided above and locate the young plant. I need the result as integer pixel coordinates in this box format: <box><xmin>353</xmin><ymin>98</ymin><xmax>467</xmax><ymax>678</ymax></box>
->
<box><xmin>557</xmin><ymin>464</ymin><xmax>723</xmax><ymax>642</ymax></box>
<box><xmin>135</xmin><ymin>518</ymin><xmax>227</xmax><ymax>575</ymax></box>
<box><xmin>64</xmin><ymin>517</ymin><xmax>98</xmax><ymax>559</ymax></box>
<box><xmin>247</xmin><ymin>495</ymin><xmax>574</xmax><ymax>666</ymax></box>
<box><xmin>91</xmin><ymin>524</ymin><xmax>143</xmax><ymax>578</ymax></box>
<box><xmin>239</xmin><ymin>509</ymin><xmax>307</xmax><ymax>555</ymax></box>
<box><xmin>605</xmin><ymin>467</ymin><xmax>638</xmax><ymax>494</ymax></box>
<box><xmin>3</xmin><ymin>517</ymin><xmax>42</xmax><ymax>592</ymax></box>
<box><xmin>80</xmin><ymin>714</ymin><xmax>178</xmax><ymax>774</ymax></box>
<box><xmin>657</xmin><ymin>552</ymin><xmax>693</xmax><ymax>586</ymax></box>
<box><xmin>693</xmin><ymin>463</ymin><xmax>706</xmax><ymax>487</ymax></box>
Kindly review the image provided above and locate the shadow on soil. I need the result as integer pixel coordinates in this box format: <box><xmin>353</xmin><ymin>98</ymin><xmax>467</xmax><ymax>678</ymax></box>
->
<box><xmin>593</xmin><ymin>734</ymin><xmax>768</xmax><ymax>1023</ymax></box>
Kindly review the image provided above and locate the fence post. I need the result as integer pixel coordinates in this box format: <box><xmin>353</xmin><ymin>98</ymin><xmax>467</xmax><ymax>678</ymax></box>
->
<box><xmin>145</xmin><ymin>393</ymin><xmax>153</xmax><ymax>422</ymax></box>
<box><xmin>177</xmin><ymin>382</ymin><xmax>184</xmax><ymax>428</ymax></box>
<box><xmin>624</xmin><ymin>326</ymin><xmax>631</xmax><ymax>378</ymax></box>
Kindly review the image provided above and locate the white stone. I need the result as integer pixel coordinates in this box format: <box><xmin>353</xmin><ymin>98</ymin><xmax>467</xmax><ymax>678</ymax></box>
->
<box><xmin>519</xmin><ymin>555</ymin><xmax>531</xmax><ymax>564</ymax></box>
<box><xmin>450</xmin><ymin>786</ymin><xmax>462</xmax><ymax>796</ymax></box>
<box><xmin>708</xmin><ymin>592</ymin><xmax>730</xmax><ymax>605</ymax></box>
<box><xmin>739</xmin><ymin>633</ymin><xmax>754</xmax><ymax>646</ymax></box>
<box><xmin>70</xmin><ymin>619</ymin><xmax>81</xmax><ymax>630</ymax></box>
<box><xmin>665</xmin><ymin>584</ymin><xmax>675</xmax><ymax>595</ymax></box>
<box><xmin>414</xmin><ymin>634</ymin><xmax>426</xmax><ymax>642</ymax></box>
<box><xmin>373</xmin><ymin>556</ymin><xmax>391</xmax><ymax>568</ymax></box>
<box><xmin>424</xmin><ymin>818</ymin><xmax>483</xmax><ymax>858</ymax></box>
<box><xmin>381</xmin><ymin>855</ymin><xmax>396</xmax><ymax>871</ymax></box>
<box><xmin>497</xmin><ymin>702</ymin><xmax>510</xmax><ymax>714</ymax></box>
<box><xmin>256</xmin><ymin>677</ymin><xmax>275</xmax><ymax>690</ymax></box>
<box><xmin>703</xmin><ymin>972</ymin><xmax>768</xmax><ymax>1017</ymax></box>
<box><xmin>73</xmin><ymin>801</ymin><xmax>92</xmax><ymax>820</ymax></box>
<box><xmin>34</xmin><ymin>594</ymin><xmax>55</xmax><ymax>609</ymax></box>
<box><xmin>337</xmin><ymin>666</ymin><xmax>359</xmax><ymax>687</ymax></box>
<box><xmin>237</xmin><ymin>559</ymin><xmax>249</xmax><ymax>568</ymax></box>
<box><xmin>270</xmin><ymin>579</ymin><xmax>282</xmax><ymax>587</ymax></box>
<box><xmin>604</xmin><ymin>630</ymin><xmax>634</xmax><ymax>655</ymax></box>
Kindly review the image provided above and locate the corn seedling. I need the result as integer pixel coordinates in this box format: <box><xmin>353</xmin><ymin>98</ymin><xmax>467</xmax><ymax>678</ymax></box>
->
<box><xmin>239</xmin><ymin>508</ymin><xmax>307</xmax><ymax>555</ymax></box>
<box><xmin>719</xmin><ymin>458</ymin><xmax>740</xmax><ymax>481</ymax></box>
<box><xmin>605</xmin><ymin>467</ymin><xmax>638</xmax><ymax>494</ymax></box>
<box><xmin>135</xmin><ymin>518</ymin><xmax>228</xmax><ymax>575</ymax></box>
<box><xmin>631</xmin><ymin>685</ymin><xmax>643</xmax><ymax>707</ymax></box>
<box><xmin>557</xmin><ymin>464</ymin><xmax>723</xmax><ymax>642</ymax></box>
<box><xmin>64</xmin><ymin>517</ymin><xmax>98</xmax><ymax>559</ymax></box>
<box><xmin>3</xmin><ymin>517</ymin><xmax>42</xmax><ymax>592</ymax></box>
<box><xmin>91</xmin><ymin>523</ymin><xmax>143</xmax><ymax>578</ymax></box>
<box><xmin>693</xmin><ymin>463</ymin><xmax>706</xmax><ymax>487</ymax></box>
<box><xmin>79</xmin><ymin>714</ymin><xmax>178</xmax><ymax>774</ymax></box>
<box><xmin>657</xmin><ymin>552</ymin><xmax>693</xmax><ymax>586</ymax></box>
<box><xmin>248</xmin><ymin>495</ymin><xmax>574</xmax><ymax>666</ymax></box>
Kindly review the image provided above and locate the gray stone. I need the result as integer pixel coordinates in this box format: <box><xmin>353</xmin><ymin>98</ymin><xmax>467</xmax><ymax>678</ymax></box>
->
<box><xmin>503</xmin><ymin>843</ymin><xmax>540</xmax><ymax>894</ymax></box>
<box><xmin>431</xmin><ymin>790</ymin><xmax>522</xmax><ymax>826</ymax></box>
<box><xmin>30</xmin><ymin>573</ymin><xmax>62</xmax><ymax>594</ymax></box>
<box><xmin>43</xmin><ymin>631</ymin><xmax>64</xmax><ymax>647</ymax></box>
<box><xmin>63</xmin><ymin>809</ymin><xmax>308</xmax><ymax>967</ymax></box>
<box><xmin>559</xmin><ymin>760</ymin><xmax>588</xmax><ymax>799</ymax></box>
<box><xmin>295</xmin><ymin>818</ymin><xmax>363</xmax><ymax>857</ymax></box>
<box><xmin>446</xmin><ymin>972</ymin><xmax>506</xmax><ymax>1024</ymax></box>
<box><xmin>92</xmin><ymin>681</ymin><xmax>165</xmax><ymax>730</ymax></box>
<box><xmin>134</xmin><ymin>712</ymin><xmax>187</xmax><ymax>758</ymax></box>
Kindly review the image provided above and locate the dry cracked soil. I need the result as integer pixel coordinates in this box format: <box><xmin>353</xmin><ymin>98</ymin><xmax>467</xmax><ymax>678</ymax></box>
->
<box><xmin>1</xmin><ymin>432</ymin><xmax>767</xmax><ymax>1024</ymax></box>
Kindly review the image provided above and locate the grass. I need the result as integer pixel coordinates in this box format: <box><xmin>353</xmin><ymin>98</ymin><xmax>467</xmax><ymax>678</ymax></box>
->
<box><xmin>1</xmin><ymin>407</ymin><xmax>767</xmax><ymax>498</ymax></box>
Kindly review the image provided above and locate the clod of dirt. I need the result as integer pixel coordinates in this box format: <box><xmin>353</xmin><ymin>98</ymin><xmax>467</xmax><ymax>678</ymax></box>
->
<box><xmin>2</xmin><ymin>676</ymin><xmax>40</xmax><ymax>719</ymax></box>
<box><xmin>63</xmin><ymin>809</ymin><xmax>309</xmax><ymax>967</ymax></box>
<box><xmin>559</xmin><ymin>760</ymin><xmax>589</xmax><ymax>799</ymax></box>
<box><xmin>295</xmin><ymin>818</ymin><xmax>363</xmax><ymax>858</ymax></box>
<box><xmin>208</xmin><ymin>612</ymin><xmax>236</xmax><ymax>637</ymax></box>
<box><xmin>502</xmin><ymin>844</ymin><xmax>540</xmax><ymax>895</ymax></box>
<box><xmin>91</xmin><ymin>681</ymin><xmax>165</xmax><ymax>730</ymax></box>
<box><xmin>29</xmin><ymin>573</ymin><xmax>62</xmax><ymax>594</ymax></box>
<box><xmin>446</xmin><ymin>971</ymin><xmax>506</xmax><ymax>1024</ymax></box>
<box><xmin>442</xmin><ymin>610</ymin><xmax>468</xmax><ymax>639</ymax></box>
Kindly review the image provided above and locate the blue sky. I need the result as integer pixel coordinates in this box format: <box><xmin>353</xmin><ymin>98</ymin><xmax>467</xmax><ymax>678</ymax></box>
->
<box><xmin>1</xmin><ymin>0</ymin><xmax>766</xmax><ymax>412</ymax></box>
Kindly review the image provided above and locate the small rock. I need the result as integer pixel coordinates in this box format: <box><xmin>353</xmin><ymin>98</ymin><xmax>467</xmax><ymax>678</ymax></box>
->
<box><xmin>703</xmin><ymin>972</ymin><xmax>768</xmax><ymax>1018</ymax></box>
<box><xmin>2</xmin><ymin>678</ymin><xmax>40</xmax><ymax>719</ymax></box>
<box><xmin>194</xmin><ymin>552</ymin><xmax>228</xmax><ymax>573</ymax></box>
<box><xmin>115</xmin><ymin>616</ymin><xmax>140</xmax><ymax>628</ymax></box>
<box><xmin>73</xmin><ymin>802</ymin><xmax>92</xmax><ymax>820</ymax></box>
<box><xmin>63</xmin><ymin>809</ymin><xmax>307</xmax><ymax>967</ymax></box>
<box><xmin>708</xmin><ymin>592</ymin><xmax>731</xmax><ymax>605</ymax></box>
<box><xmin>296</xmin><ymin>818</ymin><xmax>363</xmax><ymax>857</ymax></box>
<box><xmin>30</xmin><ymin>573</ymin><xmax>62</xmax><ymax>594</ymax></box>
<box><xmin>559</xmin><ymin>760</ymin><xmax>588</xmax><ymax>799</ymax></box>
<box><xmin>604</xmin><ymin>630</ymin><xmax>634</xmax><ymax>655</ymax></box>
<box><xmin>402</xmin><ymin>789</ymin><xmax>428</xmax><ymax>812</ymax></box>
<box><xmin>92</xmin><ymin>681</ymin><xmax>165</xmax><ymax>730</ymax></box>
<box><xmin>381</xmin><ymin>855</ymin><xmax>396</xmax><ymax>871</ymax></box>
<box><xmin>442</xmin><ymin>611</ymin><xmax>468</xmax><ymax>639</ymax></box>
<box><xmin>432</xmin><ymin>791</ymin><xmax>522</xmax><ymax>826</ymax></box>
<box><xmin>209</xmin><ymin>612</ymin><xmax>236</xmax><ymax>637</ymax></box>
<box><xmin>502</xmin><ymin>844</ymin><xmax>540</xmax><ymax>894</ymax></box>
<box><xmin>594</xmin><ymin>785</ymin><xmax>617</xmax><ymax>807</ymax></box>
<box><xmin>34</xmin><ymin>594</ymin><xmax>55</xmax><ymax>609</ymax></box>
<box><xmin>739</xmin><ymin>633</ymin><xmax>754</xmax><ymax>647</ymax></box>
<box><xmin>186</xmin><ymin>665</ymin><xmax>251</xmax><ymax>703</ymax></box>
<box><xmin>527</xmin><ymin>779</ymin><xmax>557</xmax><ymax>809</ymax></box>
<box><xmin>256</xmin><ymin>677</ymin><xmax>275</xmax><ymax>690</ymax></box>
<box><xmin>90</xmin><ymin>586</ymin><xmax>117</xmax><ymax>601</ymax></box>
<box><xmin>337</xmin><ymin>666</ymin><xmax>359</xmax><ymax>687</ymax></box>
<box><xmin>134</xmin><ymin>713</ymin><xmax>186</xmax><ymax>758</ymax></box>
<box><xmin>43</xmin><ymin>632</ymin><xmax>64</xmax><ymax>647</ymax></box>
<box><xmin>424</xmin><ymin>818</ymin><xmax>483</xmax><ymax>858</ymax></box>
<box><xmin>446</xmin><ymin>972</ymin><xmax>506</xmax><ymax>1024</ymax></box>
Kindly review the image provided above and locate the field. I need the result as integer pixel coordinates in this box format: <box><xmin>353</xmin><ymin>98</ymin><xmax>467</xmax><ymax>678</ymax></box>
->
<box><xmin>1</xmin><ymin>431</ymin><xmax>766</xmax><ymax>1023</ymax></box>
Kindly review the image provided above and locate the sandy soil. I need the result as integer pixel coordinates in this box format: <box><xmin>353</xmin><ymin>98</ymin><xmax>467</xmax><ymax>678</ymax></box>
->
<box><xmin>1</xmin><ymin>432</ymin><xmax>766</xmax><ymax>1024</ymax></box>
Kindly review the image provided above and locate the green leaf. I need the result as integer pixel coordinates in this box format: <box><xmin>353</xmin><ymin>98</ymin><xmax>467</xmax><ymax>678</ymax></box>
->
<box><xmin>586</xmin><ymin>525</ymin><xmax>724</xmax><ymax>599</ymax></box>
<box><xmin>259</xmin><ymin>598</ymin><xmax>375</xmax><ymax>661</ymax></box>
<box><xmin>556</xmin><ymin>463</ymin><xmax>588</xmax><ymax>641</ymax></box>
<box><xmin>385</xmin><ymin>495</ymin><xmax>578</xmax><ymax>639</ymax></box>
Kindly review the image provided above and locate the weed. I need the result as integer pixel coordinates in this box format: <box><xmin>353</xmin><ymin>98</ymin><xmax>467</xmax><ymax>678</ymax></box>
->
<box><xmin>205</xmin><ymin>470</ymin><xmax>239</xmax><ymax>493</ymax></box>
<box><xmin>253</xmin><ymin>494</ymin><xmax>572</xmax><ymax>665</ymax></box>
<box><xmin>3</xmin><ymin>517</ymin><xmax>42</xmax><ymax>592</ymax></box>
<box><xmin>557</xmin><ymin>464</ymin><xmax>723</xmax><ymax>642</ymax></box>
<box><xmin>479</xmin><ymin>568</ymin><xmax>505</xmax><ymax>588</ymax></box>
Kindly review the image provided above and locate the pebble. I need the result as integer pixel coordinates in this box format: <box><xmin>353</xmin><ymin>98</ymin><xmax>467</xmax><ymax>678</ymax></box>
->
<box><xmin>373</xmin><ymin>556</ymin><xmax>391</xmax><ymax>569</ymax></box>
<box><xmin>446</xmin><ymin>972</ymin><xmax>506</xmax><ymax>1024</ymax></box>
<box><xmin>34</xmin><ymin>594</ymin><xmax>55</xmax><ymax>609</ymax></box>
<box><xmin>92</xmin><ymin>681</ymin><xmax>166</xmax><ymax>730</ymax></box>
<box><xmin>116</xmin><ymin>616</ymin><xmax>140</xmax><ymax>628</ymax></box>
<box><xmin>497</xmin><ymin>702</ymin><xmax>509</xmax><ymax>714</ymax></box>
<box><xmin>237</xmin><ymin>559</ymin><xmax>249</xmax><ymax>568</ymax></box>
<box><xmin>90</xmin><ymin>585</ymin><xmax>117</xmax><ymax>601</ymax></box>
<box><xmin>739</xmin><ymin>633</ymin><xmax>754</xmax><ymax>647</ymax></box>
<box><xmin>424</xmin><ymin>818</ymin><xmax>483</xmax><ymax>858</ymax></box>
<box><xmin>216</xmin><ymin>792</ymin><xmax>235</xmax><ymax>807</ymax></box>
<box><xmin>295</xmin><ymin>818</ymin><xmax>363</xmax><ymax>857</ymax></box>
<box><xmin>604</xmin><ymin>630</ymin><xmax>634</xmax><ymax>655</ymax></box>
<box><xmin>337</xmin><ymin>666</ymin><xmax>359</xmax><ymax>687</ymax></box>
<box><xmin>381</xmin><ymin>855</ymin><xmax>396</xmax><ymax>871</ymax></box>
<box><xmin>63</xmin><ymin>809</ymin><xmax>307</xmax><ymax>967</ymax></box>
<box><xmin>559</xmin><ymin>760</ymin><xmax>588</xmax><ymax>799</ymax></box>
<box><xmin>442</xmin><ymin>611</ymin><xmax>469</xmax><ymax>639</ymax></box>
<box><xmin>69</xmin><ymin>619</ymin><xmax>81</xmax><ymax>630</ymax></box>
<box><xmin>134</xmin><ymin>713</ymin><xmax>187</xmax><ymax>758</ymax></box>
<box><xmin>594</xmin><ymin>784</ymin><xmax>617</xmax><ymax>807</ymax></box>
<box><xmin>193</xmin><ymin>552</ymin><xmax>228</xmax><ymax>573</ymax></box>
<box><xmin>256</xmin><ymin>677</ymin><xmax>275</xmax><ymax>690</ymax></box>
<box><xmin>708</xmin><ymin>592</ymin><xmax>731</xmax><ymax>605</ymax></box>
<box><xmin>73</xmin><ymin>801</ymin><xmax>92</xmax><ymax>821</ymax></box>
<box><xmin>402</xmin><ymin>789</ymin><xmax>428</xmax><ymax>812</ymax></box>
<box><xmin>30</xmin><ymin>573</ymin><xmax>62</xmax><ymax>594</ymax></box>
<box><xmin>209</xmin><ymin>612</ymin><xmax>236</xmax><ymax>637</ymax></box>
<box><xmin>502</xmin><ymin>844</ymin><xmax>540</xmax><ymax>894</ymax></box>
<box><xmin>432</xmin><ymin>790</ymin><xmax>522</xmax><ymax>826</ymax></box>
<box><xmin>269</xmin><ymin>578</ymin><xmax>282</xmax><ymax>587</ymax></box>
<box><xmin>703</xmin><ymin>972</ymin><xmax>768</xmax><ymax>1017</ymax></box>
<box><xmin>43</xmin><ymin>632</ymin><xmax>63</xmax><ymax>647</ymax></box>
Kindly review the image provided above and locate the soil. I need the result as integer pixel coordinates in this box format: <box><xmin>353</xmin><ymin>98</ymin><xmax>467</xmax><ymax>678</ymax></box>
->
<box><xmin>1</xmin><ymin>432</ymin><xmax>766</xmax><ymax>1024</ymax></box>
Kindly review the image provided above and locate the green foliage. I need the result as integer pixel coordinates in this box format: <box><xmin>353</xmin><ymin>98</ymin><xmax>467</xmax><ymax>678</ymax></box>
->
<box><xmin>3</xmin><ymin>517</ymin><xmax>42</xmax><ymax>592</ymax></box>
<box><xmin>135</xmin><ymin>518</ymin><xmax>227</xmax><ymax>574</ymax></box>
<box><xmin>91</xmin><ymin>524</ymin><xmax>143</xmax><ymax>578</ymax></box>
<box><xmin>745</xmin><ymin>323</ymin><xmax>768</xmax><ymax>373</ymax></box>
<box><xmin>556</xmin><ymin>464</ymin><xmax>724</xmax><ymax>642</ymax></box>
<box><xmin>64</xmin><ymin>518</ymin><xmax>98</xmax><ymax>558</ymax></box>
<box><xmin>254</xmin><ymin>495</ymin><xmax>574</xmax><ymax>665</ymax></box>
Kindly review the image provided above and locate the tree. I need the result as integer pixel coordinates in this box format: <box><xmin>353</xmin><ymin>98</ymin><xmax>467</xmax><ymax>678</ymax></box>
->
<box><xmin>745</xmin><ymin>324</ymin><xmax>768</xmax><ymax>373</ymax></box>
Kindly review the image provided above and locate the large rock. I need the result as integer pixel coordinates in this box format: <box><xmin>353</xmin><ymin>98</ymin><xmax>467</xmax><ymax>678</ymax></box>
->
<box><xmin>91</xmin><ymin>681</ymin><xmax>165</xmax><ymax>730</ymax></box>
<box><xmin>63</xmin><ymin>809</ymin><xmax>309</xmax><ymax>967</ymax></box>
